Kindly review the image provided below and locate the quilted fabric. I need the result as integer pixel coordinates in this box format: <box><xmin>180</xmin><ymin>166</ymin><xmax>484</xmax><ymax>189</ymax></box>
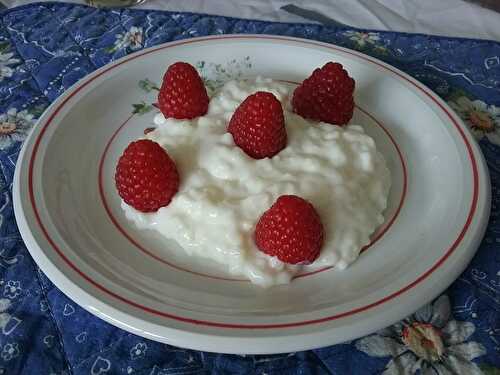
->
<box><xmin>0</xmin><ymin>2</ymin><xmax>499</xmax><ymax>374</ymax></box>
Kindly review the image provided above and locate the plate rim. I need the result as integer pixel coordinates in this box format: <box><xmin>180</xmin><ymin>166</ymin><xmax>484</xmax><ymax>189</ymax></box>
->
<box><xmin>13</xmin><ymin>34</ymin><xmax>491</xmax><ymax>352</ymax></box>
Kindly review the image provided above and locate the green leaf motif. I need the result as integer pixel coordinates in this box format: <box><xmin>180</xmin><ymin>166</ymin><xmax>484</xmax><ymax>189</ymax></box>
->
<box><xmin>132</xmin><ymin>101</ymin><xmax>153</xmax><ymax>115</ymax></box>
<box><xmin>373</xmin><ymin>45</ymin><xmax>388</xmax><ymax>56</ymax></box>
<box><xmin>0</xmin><ymin>41</ymin><xmax>9</xmax><ymax>54</ymax></box>
<box><xmin>194</xmin><ymin>56</ymin><xmax>254</xmax><ymax>94</ymax></box>
<box><xmin>480</xmin><ymin>364</ymin><xmax>500</xmax><ymax>375</ymax></box>
<box><xmin>30</xmin><ymin>104</ymin><xmax>48</xmax><ymax>118</ymax></box>
<box><xmin>138</xmin><ymin>78</ymin><xmax>159</xmax><ymax>93</ymax></box>
<box><xmin>447</xmin><ymin>87</ymin><xmax>474</xmax><ymax>103</ymax></box>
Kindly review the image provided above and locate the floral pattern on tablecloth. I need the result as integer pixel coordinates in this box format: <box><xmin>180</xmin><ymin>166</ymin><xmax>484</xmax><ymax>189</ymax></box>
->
<box><xmin>356</xmin><ymin>296</ymin><xmax>487</xmax><ymax>374</ymax></box>
<box><xmin>0</xmin><ymin>3</ymin><xmax>499</xmax><ymax>374</ymax></box>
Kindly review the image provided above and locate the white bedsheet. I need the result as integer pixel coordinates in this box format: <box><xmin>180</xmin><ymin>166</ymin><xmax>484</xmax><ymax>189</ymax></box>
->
<box><xmin>2</xmin><ymin>0</ymin><xmax>499</xmax><ymax>41</ymax></box>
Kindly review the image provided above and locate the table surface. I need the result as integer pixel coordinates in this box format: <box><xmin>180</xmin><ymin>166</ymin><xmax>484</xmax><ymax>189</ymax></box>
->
<box><xmin>0</xmin><ymin>2</ymin><xmax>499</xmax><ymax>374</ymax></box>
<box><xmin>2</xmin><ymin>0</ymin><xmax>500</xmax><ymax>41</ymax></box>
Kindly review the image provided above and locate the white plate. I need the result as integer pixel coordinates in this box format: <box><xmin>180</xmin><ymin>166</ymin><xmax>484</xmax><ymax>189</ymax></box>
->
<box><xmin>13</xmin><ymin>35</ymin><xmax>490</xmax><ymax>354</ymax></box>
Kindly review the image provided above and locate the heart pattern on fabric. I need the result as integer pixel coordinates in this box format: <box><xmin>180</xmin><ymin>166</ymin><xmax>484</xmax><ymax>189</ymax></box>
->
<box><xmin>75</xmin><ymin>331</ymin><xmax>87</xmax><ymax>343</ymax></box>
<box><xmin>62</xmin><ymin>304</ymin><xmax>75</xmax><ymax>316</ymax></box>
<box><xmin>91</xmin><ymin>356</ymin><xmax>111</xmax><ymax>375</ymax></box>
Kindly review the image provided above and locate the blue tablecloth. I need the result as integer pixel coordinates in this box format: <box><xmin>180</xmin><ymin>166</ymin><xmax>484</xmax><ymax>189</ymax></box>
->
<box><xmin>0</xmin><ymin>2</ymin><xmax>499</xmax><ymax>374</ymax></box>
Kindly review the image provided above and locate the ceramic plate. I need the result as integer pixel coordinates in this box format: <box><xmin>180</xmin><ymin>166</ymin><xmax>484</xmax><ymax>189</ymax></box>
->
<box><xmin>13</xmin><ymin>35</ymin><xmax>490</xmax><ymax>354</ymax></box>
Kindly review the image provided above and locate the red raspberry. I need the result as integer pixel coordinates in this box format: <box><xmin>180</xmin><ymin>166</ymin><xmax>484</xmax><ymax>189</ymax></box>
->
<box><xmin>158</xmin><ymin>62</ymin><xmax>209</xmax><ymax>119</ymax></box>
<box><xmin>292</xmin><ymin>62</ymin><xmax>355</xmax><ymax>125</ymax></box>
<box><xmin>255</xmin><ymin>195</ymin><xmax>324</xmax><ymax>264</ymax></box>
<box><xmin>228</xmin><ymin>91</ymin><xmax>287</xmax><ymax>159</ymax></box>
<box><xmin>115</xmin><ymin>139</ymin><xmax>179</xmax><ymax>213</ymax></box>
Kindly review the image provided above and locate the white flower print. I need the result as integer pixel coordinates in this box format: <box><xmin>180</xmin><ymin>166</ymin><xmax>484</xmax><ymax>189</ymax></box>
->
<box><xmin>130</xmin><ymin>342</ymin><xmax>147</xmax><ymax>360</ymax></box>
<box><xmin>0</xmin><ymin>50</ymin><xmax>20</xmax><ymax>82</ymax></box>
<box><xmin>1</xmin><ymin>342</ymin><xmax>20</xmax><ymax>361</ymax></box>
<box><xmin>449</xmin><ymin>96</ymin><xmax>500</xmax><ymax>145</ymax></box>
<box><xmin>356</xmin><ymin>295</ymin><xmax>486</xmax><ymax>374</ymax></box>
<box><xmin>112</xmin><ymin>26</ymin><xmax>143</xmax><ymax>52</ymax></box>
<box><xmin>0</xmin><ymin>108</ymin><xmax>35</xmax><ymax>150</ymax></box>
<box><xmin>343</xmin><ymin>31</ymin><xmax>381</xmax><ymax>48</ymax></box>
<box><xmin>3</xmin><ymin>280</ymin><xmax>21</xmax><ymax>299</ymax></box>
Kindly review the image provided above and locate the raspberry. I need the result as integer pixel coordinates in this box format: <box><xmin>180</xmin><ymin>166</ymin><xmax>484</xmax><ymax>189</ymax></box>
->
<box><xmin>115</xmin><ymin>139</ymin><xmax>179</xmax><ymax>212</ymax></box>
<box><xmin>158</xmin><ymin>62</ymin><xmax>209</xmax><ymax>119</ymax></box>
<box><xmin>228</xmin><ymin>91</ymin><xmax>287</xmax><ymax>159</ymax></box>
<box><xmin>255</xmin><ymin>195</ymin><xmax>324</xmax><ymax>264</ymax></box>
<box><xmin>292</xmin><ymin>62</ymin><xmax>355</xmax><ymax>125</ymax></box>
